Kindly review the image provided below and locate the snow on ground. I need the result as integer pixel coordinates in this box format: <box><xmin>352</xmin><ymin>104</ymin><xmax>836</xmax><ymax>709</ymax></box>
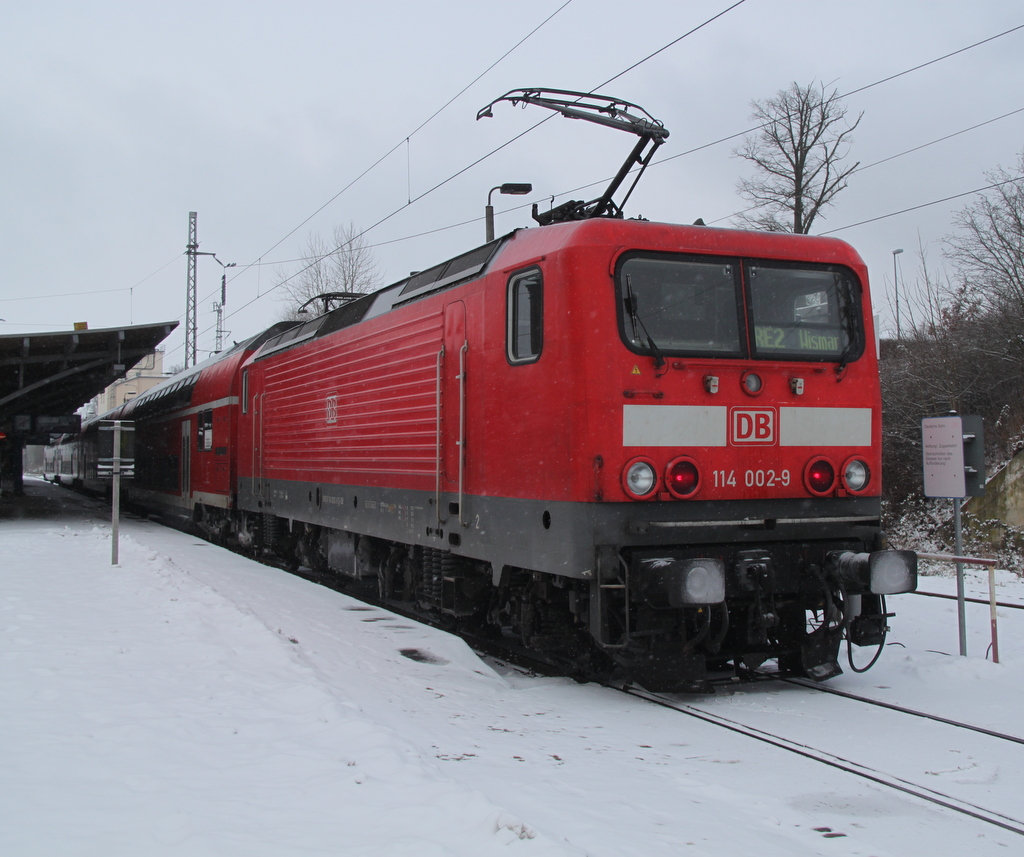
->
<box><xmin>4</xmin><ymin>476</ymin><xmax>1024</xmax><ymax>856</ymax></box>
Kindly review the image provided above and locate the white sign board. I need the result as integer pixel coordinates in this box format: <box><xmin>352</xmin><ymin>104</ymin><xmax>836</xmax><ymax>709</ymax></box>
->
<box><xmin>922</xmin><ymin>417</ymin><xmax>965</xmax><ymax>498</ymax></box>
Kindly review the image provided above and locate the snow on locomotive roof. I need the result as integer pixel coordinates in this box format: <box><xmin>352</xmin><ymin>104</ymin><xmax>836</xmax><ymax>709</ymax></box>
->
<box><xmin>254</xmin><ymin>238</ymin><xmax>505</xmax><ymax>361</ymax></box>
<box><xmin>119</xmin><ymin>322</ymin><xmax>296</xmax><ymax>418</ymax></box>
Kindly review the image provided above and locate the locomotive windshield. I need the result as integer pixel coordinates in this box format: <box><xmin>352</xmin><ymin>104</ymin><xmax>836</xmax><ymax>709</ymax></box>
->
<box><xmin>617</xmin><ymin>253</ymin><xmax>863</xmax><ymax>362</ymax></box>
<box><xmin>621</xmin><ymin>257</ymin><xmax>744</xmax><ymax>356</ymax></box>
<box><xmin>747</xmin><ymin>264</ymin><xmax>860</xmax><ymax>359</ymax></box>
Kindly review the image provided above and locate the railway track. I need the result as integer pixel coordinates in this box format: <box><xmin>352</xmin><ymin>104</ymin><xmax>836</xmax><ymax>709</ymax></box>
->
<box><xmin>775</xmin><ymin>675</ymin><xmax>1024</xmax><ymax>746</ymax></box>
<box><xmin>61</xmin><ymin>483</ymin><xmax>1024</xmax><ymax>838</ymax></box>
<box><xmin>59</xmin><ymin>483</ymin><xmax>1024</xmax><ymax>843</ymax></box>
<box><xmin>479</xmin><ymin>630</ymin><xmax>1024</xmax><ymax>839</ymax></box>
<box><xmin>616</xmin><ymin>683</ymin><xmax>1024</xmax><ymax>837</ymax></box>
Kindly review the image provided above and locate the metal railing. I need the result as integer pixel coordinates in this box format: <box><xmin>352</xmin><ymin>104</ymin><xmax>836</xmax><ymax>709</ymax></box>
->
<box><xmin>917</xmin><ymin>552</ymin><xmax>1001</xmax><ymax>663</ymax></box>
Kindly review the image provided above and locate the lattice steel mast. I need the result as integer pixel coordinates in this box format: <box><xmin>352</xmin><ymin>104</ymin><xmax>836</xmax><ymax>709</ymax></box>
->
<box><xmin>185</xmin><ymin>211</ymin><xmax>198</xmax><ymax>368</ymax></box>
<box><xmin>184</xmin><ymin>211</ymin><xmax>233</xmax><ymax>363</ymax></box>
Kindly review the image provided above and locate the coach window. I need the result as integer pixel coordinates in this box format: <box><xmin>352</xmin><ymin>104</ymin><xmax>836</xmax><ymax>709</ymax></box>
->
<box><xmin>507</xmin><ymin>268</ymin><xmax>543</xmax><ymax>364</ymax></box>
<box><xmin>197</xmin><ymin>409</ymin><xmax>213</xmax><ymax>451</ymax></box>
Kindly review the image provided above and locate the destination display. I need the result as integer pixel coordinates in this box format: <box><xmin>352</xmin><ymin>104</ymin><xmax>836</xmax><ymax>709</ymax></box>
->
<box><xmin>754</xmin><ymin>325</ymin><xmax>843</xmax><ymax>353</ymax></box>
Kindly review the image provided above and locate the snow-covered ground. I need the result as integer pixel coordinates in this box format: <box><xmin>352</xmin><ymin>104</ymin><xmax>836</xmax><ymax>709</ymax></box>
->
<box><xmin>4</xmin><ymin>476</ymin><xmax>1024</xmax><ymax>856</ymax></box>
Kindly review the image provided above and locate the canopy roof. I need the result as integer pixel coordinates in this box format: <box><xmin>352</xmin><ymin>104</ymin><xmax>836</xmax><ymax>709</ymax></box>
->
<box><xmin>0</xmin><ymin>321</ymin><xmax>178</xmax><ymax>433</ymax></box>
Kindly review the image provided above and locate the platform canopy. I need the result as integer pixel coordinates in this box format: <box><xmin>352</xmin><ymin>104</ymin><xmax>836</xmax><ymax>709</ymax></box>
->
<box><xmin>0</xmin><ymin>321</ymin><xmax>178</xmax><ymax>440</ymax></box>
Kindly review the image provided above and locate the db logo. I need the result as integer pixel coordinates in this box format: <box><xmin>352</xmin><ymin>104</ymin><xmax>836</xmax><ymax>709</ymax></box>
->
<box><xmin>731</xmin><ymin>408</ymin><xmax>776</xmax><ymax>444</ymax></box>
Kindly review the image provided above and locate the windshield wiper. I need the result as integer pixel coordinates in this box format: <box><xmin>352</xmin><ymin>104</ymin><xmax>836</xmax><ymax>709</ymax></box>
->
<box><xmin>624</xmin><ymin>275</ymin><xmax>666</xmax><ymax>370</ymax></box>
<box><xmin>834</xmin><ymin>276</ymin><xmax>859</xmax><ymax>376</ymax></box>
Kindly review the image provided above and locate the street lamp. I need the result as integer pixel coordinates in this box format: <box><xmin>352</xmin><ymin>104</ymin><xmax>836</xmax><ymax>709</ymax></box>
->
<box><xmin>892</xmin><ymin>248</ymin><xmax>904</xmax><ymax>339</ymax></box>
<box><xmin>486</xmin><ymin>183</ymin><xmax>533</xmax><ymax>242</ymax></box>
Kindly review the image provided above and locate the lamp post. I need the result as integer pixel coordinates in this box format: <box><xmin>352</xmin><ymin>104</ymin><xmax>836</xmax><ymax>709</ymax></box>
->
<box><xmin>892</xmin><ymin>248</ymin><xmax>904</xmax><ymax>339</ymax></box>
<box><xmin>486</xmin><ymin>183</ymin><xmax>533</xmax><ymax>242</ymax></box>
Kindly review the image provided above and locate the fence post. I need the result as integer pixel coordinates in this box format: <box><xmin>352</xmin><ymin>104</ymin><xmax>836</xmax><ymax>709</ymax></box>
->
<box><xmin>916</xmin><ymin>552</ymin><xmax>999</xmax><ymax>662</ymax></box>
<box><xmin>989</xmin><ymin>565</ymin><xmax>1000</xmax><ymax>664</ymax></box>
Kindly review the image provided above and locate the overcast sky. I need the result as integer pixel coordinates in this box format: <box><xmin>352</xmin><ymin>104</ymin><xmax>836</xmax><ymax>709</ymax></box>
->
<box><xmin>2</xmin><ymin>1</ymin><xmax>1022</xmax><ymax>365</ymax></box>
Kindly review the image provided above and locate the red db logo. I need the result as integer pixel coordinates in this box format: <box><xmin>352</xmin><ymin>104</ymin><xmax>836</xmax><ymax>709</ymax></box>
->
<box><xmin>731</xmin><ymin>409</ymin><xmax>775</xmax><ymax>444</ymax></box>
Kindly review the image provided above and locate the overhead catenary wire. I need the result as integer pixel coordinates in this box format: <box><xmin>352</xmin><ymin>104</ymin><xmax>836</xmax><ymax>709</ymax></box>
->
<box><xmin>175</xmin><ymin>16</ymin><xmax>1022</xmax><ymax>359</ymax></box>
<box><xmin>15</xmin><ymin>14</ymin><xmax>1021</xmax><ymax>341</ymax></box>
<box><xmin>165</xmin><ymin>0</ymin><xmax>753</xmax><ymax>361</ymax></box>
<box><xmin>38</xmin><ymin>18</ymin><xmax>1024</xmax><ymax>342</ymax></box>
<box><xmin>137</xmin><ymin>98</ymin><xmax>1024</xmax><ymax>285</ymax></box>
<box><xmin>0</xmin><ymin>254</ymin><xmax>181</xmax><ymax>305</ymax></box>
<box><xmin>329</xmin><ymin>19</ymin><xmax>1024</xmax><ymax>267</ymax></box>
<box><xmin>224</xmin><ymin>0</ymin><xmax>577</xmax><ymax>283</ymax></box>
<box><xmin>148</xmin><ymin>1</ymin><xmax>578</xmax><ymax>361</ymax></box>
<box><xmin>704</xmin><ymin>104</ymin><xmax>1024</xmax><ymax>227</ymax></box>
<box><xmin>378</xmin><ymin>101</ymin><xmax>1024</xmax><ymax>244</ymax></box>
<box><xmin>378</xmin><ymin>98</ymin><xmax>1024</xmax><ymax>260</ymax></box>
<box><xmin>213</xmin><ymin>2</ymin><xmax>751</xmax><ymax>325</ymax></box>
<box><xmin>820</xmin><ymin>173</ymin><xmax>1024</xmax><ymax>236</ymax></box>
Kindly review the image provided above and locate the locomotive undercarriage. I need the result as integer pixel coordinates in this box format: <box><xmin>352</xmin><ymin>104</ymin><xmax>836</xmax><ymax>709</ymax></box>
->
<box><xmin>593</xmin><ymin>539</ymin><xmax>915</xmax><ymax>692</ymax></box>
<box><xmin>228</xmin><ymin>506</ymin><xmax>914</xmax><ymax>693</ymax></box>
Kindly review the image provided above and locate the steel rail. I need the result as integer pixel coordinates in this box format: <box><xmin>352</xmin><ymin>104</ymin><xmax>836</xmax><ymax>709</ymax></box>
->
<box><xmin>776</xmin><ymin>676</ymin><xmax>1024</xmax><ymax>745</ymax></box>
<box><xmin>618</xmin><ymin>684</ymin><xmax>1024</xmax><ymax>837</ymax></box>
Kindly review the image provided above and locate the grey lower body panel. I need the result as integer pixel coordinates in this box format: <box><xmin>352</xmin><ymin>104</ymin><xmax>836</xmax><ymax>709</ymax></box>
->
<box><xmin>238</xmin><ymin>478</ymin><xmax>882</xmax><ymax>579</ymax></box>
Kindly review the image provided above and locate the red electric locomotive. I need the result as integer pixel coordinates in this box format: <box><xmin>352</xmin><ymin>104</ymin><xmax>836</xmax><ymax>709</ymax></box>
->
<box><xmin>229</xmin><ymin>214</ymin><xmax>914</xmax><ymax>690</ymax></box>
<box><xmin>92</xmin><ymin>90</ymin><xmax>916</xmax><ymax>691</ymax></box>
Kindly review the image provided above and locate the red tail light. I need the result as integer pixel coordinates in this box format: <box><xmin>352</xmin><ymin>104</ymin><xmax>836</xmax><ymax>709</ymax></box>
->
<box><xmin>805</xmin><ymin>458</ymin><xmax>836</xmax><ymax>495</ymax></box>
<box><xmin>666</xmin><ymin>457</ymin><xmax>700</xmax><ymax>498</ymax></box>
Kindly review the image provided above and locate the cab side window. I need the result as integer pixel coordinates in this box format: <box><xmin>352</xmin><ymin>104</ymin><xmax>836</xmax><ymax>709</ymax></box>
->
<box><xmin>507</xmin><ymin>268</ymin><xmax>543</xmax><ymax>364</ymax></box>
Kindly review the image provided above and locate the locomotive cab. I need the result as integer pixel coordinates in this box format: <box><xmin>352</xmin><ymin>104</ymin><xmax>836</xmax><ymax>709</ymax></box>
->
<box><xmin>538</xmin><ymin>219</ymin><xmax>919</xmax><ymax>691</ymax></box>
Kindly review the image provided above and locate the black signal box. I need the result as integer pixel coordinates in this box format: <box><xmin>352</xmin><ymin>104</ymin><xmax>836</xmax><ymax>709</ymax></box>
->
<box><xmin>960</xmin><ymin>414</ymin><xmax>985</xmax><ymax>497</ymax></box>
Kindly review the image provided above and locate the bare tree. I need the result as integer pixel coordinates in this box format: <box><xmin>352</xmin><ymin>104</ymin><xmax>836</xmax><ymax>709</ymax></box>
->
<box><xmin>276</xmin><ymin>222</ymin><xmax>380</xmax><ymax>321</ymax></box>
<box><xmin>945</xmin><ymin>151</ymin><xmax>1024</xmax><ymax>315</ymax></box>
<box><xmin>943</xmin><ymin>149</ymin><xmax>1024</xmax><ymax>456</ymax></box>
<box><xmin>881</xmin><ymin>243</ymin><xmax>1024</xmax><ymax>515</ymax></box>
<box><xmin>878</xmin><ymin>154</ymin><xmax>1024</xmax><ymax>558</ymax></box>
<box><xmin>733</xmin><ymin>81</ymin><xmax>862</xmax><ymax>234</ymax></box>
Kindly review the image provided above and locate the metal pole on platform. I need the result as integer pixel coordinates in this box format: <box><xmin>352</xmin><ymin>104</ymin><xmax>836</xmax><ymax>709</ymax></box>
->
<box><xmin>989</xmin><ymin>566</ymin><xmax>1000</xmax><ymax>663</ymax></box>
<box><xmin>111</xmin><ymin>421</ymin><xmax>121</xmax><ymax>566</ymax></box>
<box><xmin>953</xmin><ymin>498</ymin><xmax>967</xmax><ymax>656</ymax></box>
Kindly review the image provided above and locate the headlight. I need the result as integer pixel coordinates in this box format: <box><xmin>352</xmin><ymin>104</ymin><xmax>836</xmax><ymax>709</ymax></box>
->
<box><xmin>843</xmin><ymin>458</ymin><xmax>870</xmax><ymax>492</ymax></box>
<box><xmin>623</xmin><ymin>459</ymin><xmax>657</xmax><ymax>499</ymax></box>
